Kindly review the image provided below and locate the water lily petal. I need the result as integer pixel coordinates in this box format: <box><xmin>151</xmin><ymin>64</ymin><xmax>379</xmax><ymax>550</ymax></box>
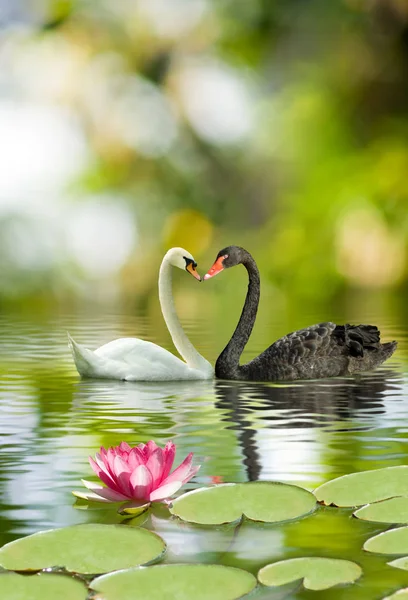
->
<box><xmin>161</xmin><ymin>453</ymin><xmax>194</xmax><ymax>486</ymax></box>
<box><xmin>113</xmin><ymin>454</ymin><xmax>132</xmax><ymax>475</ymax></box>
<box><xmin>183</xmin><ymin>464</ymin><xmax>201</xmax><ymax>484</ymax></box>
<box><xmin>138</xmin><ymin>443</ymin><xmax>147</xmax><ymax>460</ymax></box>
<box><xmin>149</xmin><ymin>480</ymin><xmax>183</xmax><ymax>502</ymax></box>
<box><xmin>94</xmin><ymin>453</ymin><xmax>117</xmax><ymax>479</ymax></box>
<box><xmin>81</xmin><ymin>480</ymin><xmax>129</xmax><ymax>502</ymax></box>
<box><xmin>130</xmin><ymin>464</ymin><xmax>153</xmax><ymax>501</ymax></box>
<box><xmin>106</xmin><ymin>448</ymin><xmax>117</xmax><ymax>474</ymax></box>
<box><xmin>94</xmin><ymin>452</ymin><xmax>107</xmax><ymax>470</ymax></box>
<box><xmin>127</xmin><ymin>447</ymin><xmax>144</xmax><ymax>470</ymax></box>
<box><xmin>146</xmin><ymin>448</ymin><xmax>164</xmax><ymax>487</ymax></box>
<box><xmin>161</xmin><ymin>441</ymin><xmax>176</xmax><ymax>482</ymax></box>
<box><xmin>72</xmin><ymin>490</ymin><xmax>112</xmax><ymax>503</ymax></box>
<box><xmin>146</xmin><ymin>440</ymin><xmax>159</xmax><ymax>458</ymax></box>
<box><xmin>113</xmin><ymin>455</ymin><xmax>134</xmax><ymax>496</ymax></box>
<box><xmin>118</xmin><ymin>501</ymin><xmax>151</xmax><ymax>516</ymax></box>
<box><xmin>98</xmin><ymin>448</ymin><xmax>120</xmax><ymax>479</ymax></box>
<box><xmin>89</xmin><ymin>456</ymin><xmax>123</xmax><ymax>493</ymax></box>
<box><xmin>119</xmin><ymin>442</ymin><xmax>132</xmax><ymax>454</ymax></box>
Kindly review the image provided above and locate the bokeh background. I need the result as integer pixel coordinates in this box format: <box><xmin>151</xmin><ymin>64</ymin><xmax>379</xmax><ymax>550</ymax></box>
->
<box><xmin>1</xmin><ymin>0</ymin><xmax>408</xmax><ymax>330</ymax></box>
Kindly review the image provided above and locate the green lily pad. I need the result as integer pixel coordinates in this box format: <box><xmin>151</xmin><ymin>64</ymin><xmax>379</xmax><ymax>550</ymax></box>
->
<box><xmin>382</xmin><ymin>588</ymin><xmax>408</xmax><ymax>599</ymax></box>
<box><xmin>315</xmin><ymin>466</ymin><xmax>408</xmax><ymax>507</ymax></box>
<box><xmin>258</xmin><ymin>557</ymin><xmax>362</xmax><ymax>591</ymax></box>
<box><xmin>364</xmin><ymin>526</ymin><xmax>408</xmax><ymax>555</ymax></box>
<box><xmin>91</xmin><ymin>564</ymin><xmax>257</xmax><ymax>600</ymax></box>
<box><xmin>170</xmin><ymin>482</ymin><xmax>316</xmax><ymax>525</ymax></box>
<box><xmin>354</xmin><ymin>497</ymin><xmax>408</xmax><ymax>523</ymax></box>
<box><xmin>388</xmin><ymin>556</ymin><xmax>408</xmax><ymax>572</ymax></box>
<box><xmin>0</xmin><ymin>572</ymin><xmax>87</xmax><ymax>600</ymax></box>
<box><xmin>0</xmin><ymin>524</ymin><xmax>165</xmax><ymax>574</ymax></box>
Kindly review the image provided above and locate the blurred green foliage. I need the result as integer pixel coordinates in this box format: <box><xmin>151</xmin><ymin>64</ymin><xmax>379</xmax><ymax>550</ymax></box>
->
<box><xmin>0</xmin><ymin>0</ymin><xmax>407</xmax><ymax>312</ymax></box>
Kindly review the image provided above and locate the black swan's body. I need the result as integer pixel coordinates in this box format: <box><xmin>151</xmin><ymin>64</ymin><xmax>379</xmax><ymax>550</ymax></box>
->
<box><xmin>204</xmin><ymin>246</ymin><xmax>397</xmax><ymax>382</ymax></box>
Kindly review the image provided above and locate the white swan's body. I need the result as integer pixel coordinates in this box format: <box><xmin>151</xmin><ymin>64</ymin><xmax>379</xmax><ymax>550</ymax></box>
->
<box><xmin>68</xmin><ymin>248</ymin><xmax>214</xmax><ymax>381</ymax></box>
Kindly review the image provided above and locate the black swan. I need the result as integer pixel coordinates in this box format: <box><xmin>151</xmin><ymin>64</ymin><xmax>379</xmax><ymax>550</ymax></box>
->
<box><xmin>204</xmin><ymin>246</ymin><xmax>397</xmax><ymax>382</ymax></box>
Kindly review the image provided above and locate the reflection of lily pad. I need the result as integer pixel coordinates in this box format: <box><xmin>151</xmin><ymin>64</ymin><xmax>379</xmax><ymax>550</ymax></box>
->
<box><xmin>0</xmin><ymin>572</ymin><xmax>87</xmax><ymax>600</ymax></box>
<box><xmin>258</xmin><ymin>557</ymin><xmax>362</xmax><ymax>591</ymax></box>
<box><xmin>0</xmin><ymin>524</ymin><xmax>165</xmax><ymax>574</ymax></box>
<box><xmin>382</xmin><ymin>588</ymin><xmax>408</xmax><ymax>599</ymax></box>
<box><xmin>91</xmin><ymin>564</ymin><xmax>257</xmax><ymax>600</ymax></box>
<box><xmin>364</xmin><ymin>527</ymin><xmax>408</xmax><ymax>555</ymax></box>
<box><xmin>170</xmin><ymin>482</ymin><xmax>316</xmax><ymax>525</ymax></box>
<box><xmin>355</xmin><ymin>497</ymin><xmax>408</xmax><ymax>523</ymax></box>
<box><xmin>315</xmin><ymin>466</ymin><xmax>408</xmax><ymax>507</ymax></box>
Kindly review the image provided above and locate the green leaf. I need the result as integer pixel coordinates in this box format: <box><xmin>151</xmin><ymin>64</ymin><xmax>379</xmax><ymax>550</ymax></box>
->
<box><xmin>354</xmin><ymin>497</ymin><xmax>408</xmax><ymax>523</ymax></box>
<box><xmin>315</xmin><ymin>466</ymin><xmax>408</xmax><ymax>507</ymax></box>
<box><xmin>258</xmin><ymin>557</ymin><xmax>362</xmax><ymax>591</ymax></box>
<box><xmin>364</xmin><ymin>527</ymin><xmax>408</xmax><ymax>555</ymax></box>
<box><xmin>382</xmin><ymin>588</ymin><xmax>408</xmax><ymax>599</ymax></box>
<box><xmin>91</xmin><ymin>564</ymin><xmax>257</xmax><ymax>600</ymax></box>
<box><xmin>0</xmin><ymin>572</ymin><xmax>87</xmax><ymax>600</ymax></box>
<box><xmin>170</xmin><ymin>482</ymin><xmax>316</xmax><ymax>525</ymax></box>
<box><xmin>0</xmin><ymin>524</ymin><xmax>165</xmax><ymax>574</ymax></box>
<box><xmin>388</xmin><ymin>557</ymin><xmax>408</xmax><ymax>572</ymax></box>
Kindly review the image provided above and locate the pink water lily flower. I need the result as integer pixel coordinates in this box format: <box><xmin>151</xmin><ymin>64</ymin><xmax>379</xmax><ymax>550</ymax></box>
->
<box><xmin>73</xmin><ymin>441</ymin><xmax>200</xmax><ymax>505</ymax></box>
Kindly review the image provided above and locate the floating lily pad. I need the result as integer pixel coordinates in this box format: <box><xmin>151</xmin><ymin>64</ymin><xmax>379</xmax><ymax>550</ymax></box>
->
<box><xmin>0</xmin><ymin>524</ymin><xmax>165</xmax><ymax>574</ymax></box>
<box><xmin>388</xmin><ymin>557</ymin><xmax>408</xmax><ymax>572</ymax></box>
<box><xmin>315</xmin><ymin>466</ymin><xmax>408</xmax><ymax>507</ymax></box>
<box><xmin>258</xmin><ymin>557</ymin><xmax>362</xmax><ymax>591</ymax></box>
<box><xmin>170</xmin><ymin>482</ymin><xmax>316</xmax><ymax>525</ymax></box>
<box><xmin>364</xmin><ymin>527</ymin><xmax>408</xmax><ymax>555</ymax></box>
<box><xmin>382</xmin><ymin>588</ymin><xmax>408</xmax><ymax>599</ymax></box>
<box><xmin>91</xmin><ymin>564</ymin><xmax>257</xmax><ymax>600</ymax></box>
<box><xmin>0</xmin><ymin>572</ymin><xmax>86</xmax><ymax>600</ymax></box>
<box><xmin>354</xmin><ymin>497</ymin><xmax>408</xmax><ymax>523</ymax></box>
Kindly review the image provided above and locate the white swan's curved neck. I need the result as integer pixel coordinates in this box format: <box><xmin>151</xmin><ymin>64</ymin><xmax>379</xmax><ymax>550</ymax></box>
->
<box><xmin>158</xmin><ymin>257</ymin><xmax>207</xmax><ymax>371</ymax></box>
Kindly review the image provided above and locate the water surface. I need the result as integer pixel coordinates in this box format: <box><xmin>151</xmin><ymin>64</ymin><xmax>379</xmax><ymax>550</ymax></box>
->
<box><xmin>0</xmin><ymin>311</ymin><xmax>407</xmax><ymax>599</ymax></box>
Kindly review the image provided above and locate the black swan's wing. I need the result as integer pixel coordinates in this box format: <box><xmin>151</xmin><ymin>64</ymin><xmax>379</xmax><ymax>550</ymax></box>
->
<box><xmin>266</xmin><ymin>321</ymin><xmax>339</xmax><ymax>363</ymax></box>
<box><xmin>242</xmin><ymin>322</ymin><xmax>396</xmax><ymax>381</ymax></box>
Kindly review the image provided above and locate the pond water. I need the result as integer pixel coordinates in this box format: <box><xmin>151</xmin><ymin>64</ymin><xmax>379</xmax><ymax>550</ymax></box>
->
<box><xmin>1</xmin><ymin>309</ymin><xmax>408</xmax><ymax>599</ymax></box>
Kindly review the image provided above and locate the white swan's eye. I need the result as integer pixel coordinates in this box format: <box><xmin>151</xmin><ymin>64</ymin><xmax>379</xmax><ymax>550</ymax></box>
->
<box><xmin>183</xmin><ymin>257</ymin><xmax>197</xmax><ymax>268</ymax></box>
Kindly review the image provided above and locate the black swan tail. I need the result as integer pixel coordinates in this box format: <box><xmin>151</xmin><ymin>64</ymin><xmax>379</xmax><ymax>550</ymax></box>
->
<box><xmin>380</xmin><ymin>340</ymin><xmax>398</xmax><ymax>360</ymax></box>
<box><xmin>333</xmin><ymin>324</ymin><xmax>397</xmax><ymax>372</ymax></box>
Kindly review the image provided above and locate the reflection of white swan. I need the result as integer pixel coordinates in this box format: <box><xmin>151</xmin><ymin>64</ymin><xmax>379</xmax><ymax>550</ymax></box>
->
<box><xmin>68</xmin><ymin>248</ymin><xmax>214</xmax><ymax>381</ymax></box>
<box><xmin>71</xmin><ymin>379</ymin><xmax>215</xmax><ymax>414</ymax></box>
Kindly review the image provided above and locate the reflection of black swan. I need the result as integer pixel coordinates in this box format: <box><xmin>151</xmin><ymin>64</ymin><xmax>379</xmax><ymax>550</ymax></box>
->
<box><xmin>215</xmin><ymin>372</ymin><xmax>401</xmax><ymax>428</ymax></box>
<box><xmin>214</xmin><ymin>372</ymin><xmax>402</xmax><ymax>480</ymax></box>
<box><xmin>205</xmin><ymin>246</ymin><xmax>397</xmax><ymax>382</ymax></box>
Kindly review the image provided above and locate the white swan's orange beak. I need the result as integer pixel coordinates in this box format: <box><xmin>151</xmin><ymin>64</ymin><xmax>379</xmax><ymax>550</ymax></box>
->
<box><xmin>204</xmin><ymin>257</ymin><xmax>225</xmax><ymax>280</ymax></box>
<box><xmin>186</xmin><ymin>262</ymin><xmax>201</xmax><ymax>281</ymax></box>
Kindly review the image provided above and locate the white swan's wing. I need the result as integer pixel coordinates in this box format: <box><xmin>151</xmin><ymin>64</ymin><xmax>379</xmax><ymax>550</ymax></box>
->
<box><xmin>68</xmin><ymin>335</ymin><xmax>211</xmax><ymax>381</ymax></box>
<box><xmin>94</xmin><ymin>337</ymin><xmax>180</xmax><ymax>364</ymax></box>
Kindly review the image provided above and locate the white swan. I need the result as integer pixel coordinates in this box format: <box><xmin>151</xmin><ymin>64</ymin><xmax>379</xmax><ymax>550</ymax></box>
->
<box><xmin>68</xmin><ymin>248</ymin><xmax>214</xmax><ymax>381</ymax></box>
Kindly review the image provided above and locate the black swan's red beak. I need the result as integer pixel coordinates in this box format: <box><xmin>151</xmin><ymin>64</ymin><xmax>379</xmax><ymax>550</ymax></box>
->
<box><xmin>204</xmin><ymin>257</ymin><xmax>225</xmax><ymax>280</ymax></box>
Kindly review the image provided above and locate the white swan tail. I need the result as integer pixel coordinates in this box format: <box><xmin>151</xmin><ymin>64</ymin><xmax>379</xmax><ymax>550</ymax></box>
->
<box><xmin>68</xmin><ymin>333</ymin><xmax>98</xmax><ymax>377</ymax></box>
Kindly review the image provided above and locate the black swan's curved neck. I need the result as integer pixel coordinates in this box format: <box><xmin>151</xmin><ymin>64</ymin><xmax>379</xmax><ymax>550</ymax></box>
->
<box><xmin>215</xmin><ymin>253</ymin><xmax>260</xmax><ymax>379</ymax></box>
